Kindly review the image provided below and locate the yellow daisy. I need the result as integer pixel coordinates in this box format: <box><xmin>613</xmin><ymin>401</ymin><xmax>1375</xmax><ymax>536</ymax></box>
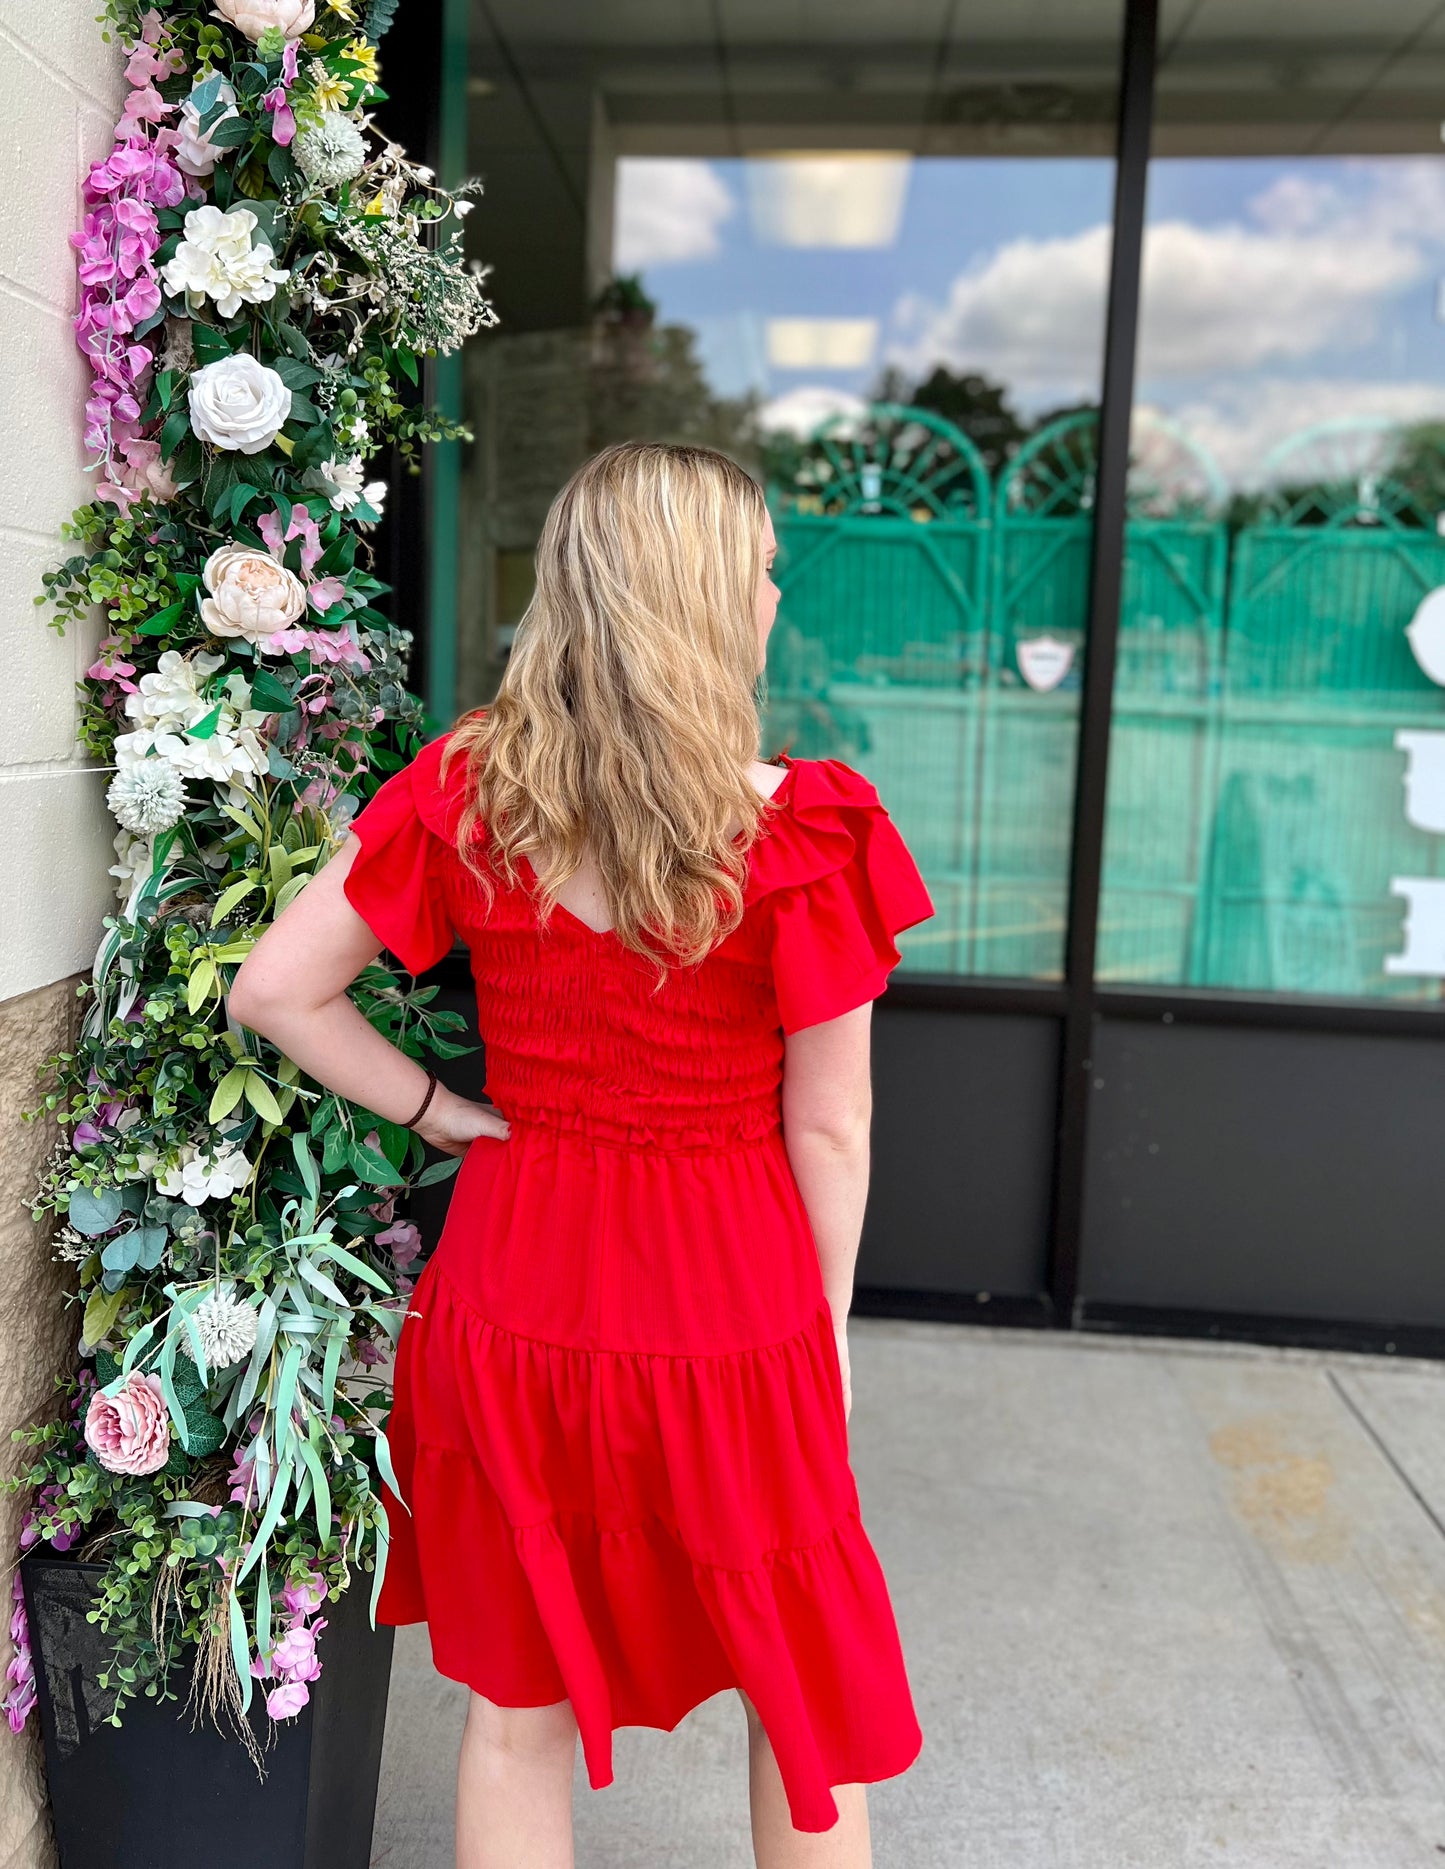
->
<box><xmin>308</xmin><ymin>60</ymin><xmax>351</xmax><ymax>111</ymax></box>
<box><xmin>341</xmin><ymin>41</ymin><xmax>380</xmax><ymax>83</ymax></box>
<box><xmin>327</xmin><ymin>0</ymin><xmax>358</xmax><ymax>16</ymax></box>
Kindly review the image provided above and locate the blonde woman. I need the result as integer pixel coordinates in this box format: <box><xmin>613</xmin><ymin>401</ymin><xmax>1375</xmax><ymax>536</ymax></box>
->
<box><xmin>230</xmin><ymin>441</ymin><xmax>933</xmax><ymax>1867</ymax></box>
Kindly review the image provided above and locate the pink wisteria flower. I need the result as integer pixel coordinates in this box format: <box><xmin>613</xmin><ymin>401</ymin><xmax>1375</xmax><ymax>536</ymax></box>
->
<box><xmin>74</xmin><ymin>132</ymin><xmax>185</xmax><ymax>487</ymax></box>
<box><xmin>376</xmin><ymin>1218</ymin><xmax>421</xmax><ymax>1266</ymax></box>
<box><xmin>3</xmin><ymin>1573</ymin><xmax>35</xmax><ymax>1735</ymax></box>
<box><xmin>85</xmin><ymin>638</ymin><xmax>140</xmax><ymax>693</ymax></box>
<box><xmin>262</xmin><ymin>42</ymin><xmax>301</xmax><ymax>145</ymax></box>
<box><xmin>84</xmin><ymin>1372</ymin><xmax>171</xmax><ymax>1475</ymax></box>
<box><xmin>265</xmin><ymin>1679</ymin><xmax>310</xmax><ymax>1719</ymax></box>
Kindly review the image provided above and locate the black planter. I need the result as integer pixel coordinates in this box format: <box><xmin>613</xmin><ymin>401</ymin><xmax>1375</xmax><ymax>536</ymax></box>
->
<box><xmin>21</xmin><ymin>1550</ymin><xmax>395</xmax><ymax>1869</ymax></box>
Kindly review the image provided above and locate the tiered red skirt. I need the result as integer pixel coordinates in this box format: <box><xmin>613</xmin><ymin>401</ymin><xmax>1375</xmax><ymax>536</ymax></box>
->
<box><xmin>374</xmin><ymin>1118</ymin><xmax>923</xmax><ymax>1833</ymax></box>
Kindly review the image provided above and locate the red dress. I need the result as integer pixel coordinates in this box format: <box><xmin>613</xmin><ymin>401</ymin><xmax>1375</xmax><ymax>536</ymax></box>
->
<box><xmin>342</xmin><ymin>731</ymin><xmax>935</xmax><ymax>1832</ymax></box>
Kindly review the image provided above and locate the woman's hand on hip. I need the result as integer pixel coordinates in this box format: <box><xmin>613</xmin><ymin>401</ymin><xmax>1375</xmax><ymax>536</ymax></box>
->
<box><xmin>415</xmin><ymin>1086</ymin><xmax>511</xmax><ymax>1158</ymax></box>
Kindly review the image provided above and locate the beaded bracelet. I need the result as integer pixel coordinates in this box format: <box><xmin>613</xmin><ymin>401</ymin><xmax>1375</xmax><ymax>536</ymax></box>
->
<box><xmin>401</xmin><ymin>1067</ymin><xmax>439</xmax><ymax>1130</ymax></box>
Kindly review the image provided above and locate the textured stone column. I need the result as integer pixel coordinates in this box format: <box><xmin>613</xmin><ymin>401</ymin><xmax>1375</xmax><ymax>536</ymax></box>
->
<box><xmin>0</xmin><ymin>4</ymin><xmax>123</xmax><ymax>1862</ymax></box>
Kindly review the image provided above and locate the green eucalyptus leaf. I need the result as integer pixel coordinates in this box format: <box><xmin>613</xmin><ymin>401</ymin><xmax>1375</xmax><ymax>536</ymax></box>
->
<box><xmin>68</xmin><ymin>1184</ymin><xmax>126</xmax><ymax>1236</ymax></box>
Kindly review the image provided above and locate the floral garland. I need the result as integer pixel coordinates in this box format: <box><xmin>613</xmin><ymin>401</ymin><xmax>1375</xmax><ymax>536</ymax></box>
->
<box><xmin>4</xmin><ymin>0</ymin><xmax>495</xmax><ymax>1741</ymax></box>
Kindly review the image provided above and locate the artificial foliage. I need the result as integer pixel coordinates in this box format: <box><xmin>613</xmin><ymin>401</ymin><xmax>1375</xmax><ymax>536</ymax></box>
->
<box><xmin>3</xmin><ymin>0</ymin><xmax>496</xmax><ymax>1746</ymax></box>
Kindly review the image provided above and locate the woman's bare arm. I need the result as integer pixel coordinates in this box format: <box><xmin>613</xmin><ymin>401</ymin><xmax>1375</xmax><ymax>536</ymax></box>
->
<box><xmin>779</xmin><ymin>1001</ymin><xmax>873</xmax><ymax>1415</ymax></box>
<box><xmin>227</xmin><ymin>837</ymin><xmax>506</xmax><ymax>1157</ymax></box>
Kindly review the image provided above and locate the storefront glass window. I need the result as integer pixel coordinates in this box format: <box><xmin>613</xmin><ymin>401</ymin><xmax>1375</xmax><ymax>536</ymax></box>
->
<box><xmin>464</xmin><ymin>5</ymin><xmax>1126</xmax><ymax>981</ymax></box>
<box><xmin>1097</xmin><ymin>2</ymin><xmax>1445</xmax><ymax>1000</ymax></box>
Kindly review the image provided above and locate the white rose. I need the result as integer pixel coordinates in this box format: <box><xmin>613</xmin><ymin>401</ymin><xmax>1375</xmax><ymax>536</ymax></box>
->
<box><xmin>201</xmin><ymin>544</ymin><xmax>308</xmax><ymax>640</ymax></box>
<box><xmin>188</xmin><ymin>354</ymin><xmax>292</xmax><ymax>454</ymax></box>
<box><xmin>173</xmin><ymin>78</ymin><xmax>240</xmax><ymax>178</ymax></box>
<box><xmin>211</xmin><ymin>0</ymin><xmax>315</xmax><ymax>41</ymax></box>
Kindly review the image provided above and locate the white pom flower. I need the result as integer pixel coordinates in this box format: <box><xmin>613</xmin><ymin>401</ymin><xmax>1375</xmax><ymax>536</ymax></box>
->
<box><xmin>156</xmin><ymin>1141</ymin><xmax>253</xmax><ymax>1206</ymax></box>
<box><xmin>106</xmin><ymin>756</ymin><xmax>187</xmax><ymax>835</ymax></box>
<box><xmin>211</xmin><ymin>0</ymin><xmax>315</xmax><ymax>41</ymax></box>
<box><xmin>174</xmin><ymin>79</ymin><xmax>240</xmax><ymax>178</ymax></box>
<box><xmin>193</xmin><ymin>1286</ymin><xmax>260</xmax><ymax>1367</ymax></box>
<box><xmin>188</xmin><ymin>354</ymin><xmax>293</xmax><ymax>455</ymax></box>
<box><xmin>160</xmin><ymin>207</ymin><xmax>290</xmax><ymax>320</ymax></box>
<box><xmin>294</xmin><ymin>112</ymin><xmax>367</xmax><ymax>188</ymax></box>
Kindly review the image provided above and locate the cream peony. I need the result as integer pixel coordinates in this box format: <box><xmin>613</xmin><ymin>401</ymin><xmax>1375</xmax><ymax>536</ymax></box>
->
<box><xmin>211</xmin><ymin>0</ymin><xmax>315</xmax><ymax>40</ymax></box>
<box><xmin>173</xmin><ymin>78</ymin><xmax>240</xmax><ymax>177</ymax></box>
<box><xmin>161</xmin><ymin>207</ymin><xmax>289</xmax><ymax>320</ymax></box>
<box><xmin>201</xmin><ymin>544</ymin><xmax>308</xmax><ymax>640</ymax></box>
<box><xmin>188</xmin><ymin>354</ymin><xmax>292</xmax><ymax>454</ymax></box>
<box><xmin>84</xmin><ymin>1373</ymin><xmax>170</xmax><ymax>1476</ymax></box>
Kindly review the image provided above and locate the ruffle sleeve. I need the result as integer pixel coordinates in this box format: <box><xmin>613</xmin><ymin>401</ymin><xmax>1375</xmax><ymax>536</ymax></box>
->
<box><xmin>342</xmin><ymin>731</ymin><xmax>467</xmax><ymax>976</ymax></box>
<box><xmin>750</xmin><ymin>756</ymin><xmax>936</xmax><ymax>1034</ymax></box>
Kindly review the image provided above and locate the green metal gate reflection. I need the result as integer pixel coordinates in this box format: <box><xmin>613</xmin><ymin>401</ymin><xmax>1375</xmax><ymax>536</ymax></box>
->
<box><xmin>765</xmin><ymin>405</ymin><xmax>1445</xmax><ymax>998</ymax></box>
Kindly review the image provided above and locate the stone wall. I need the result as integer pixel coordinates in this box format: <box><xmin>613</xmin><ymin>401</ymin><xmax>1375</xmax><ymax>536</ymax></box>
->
<box><xmin>0</xmin><ymin>5</ymin><xmax>122</xmax><ymax>1863</ymax></box>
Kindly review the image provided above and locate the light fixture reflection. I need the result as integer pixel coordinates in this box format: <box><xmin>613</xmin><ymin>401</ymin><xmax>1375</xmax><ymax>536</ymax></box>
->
<box><xmin>746</xmin><ymin>152</ymin><xmax>911</xmax><ymax>249</ymax></box>
<box><xmin>766</xmin><ymin>319</ymin><xmax>879</xmax><ymax>370</ymax></box>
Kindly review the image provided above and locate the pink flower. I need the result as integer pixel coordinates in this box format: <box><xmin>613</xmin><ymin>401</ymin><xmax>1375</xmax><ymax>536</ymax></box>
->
<box><xmin>271</xmin><ymin>1617</ymin><xmax>325</xmax><ymax>1680</ymax></box>
<box><xmin>307</xmin><ymin>576</ymin><xmax>345</xmax><ymax>614</ymax></box>
<box><xmin>282</xmin><ymin>1570</ymin><xmax>327</xmax><ymax>1618</ymax></box>
<box><xmin>227</xmin><ymin>1439</ymin><xmax>259</xmax><ymax>1507</ymax></box>
<box><xmin>265</xmin><ymin>1679</ymin><xmax>311</xmax><ymax>1719</ymax></box>
<box><xmin>262</xmin><ymin>625</ymin><xmax>371</xmax><ymax>671</ymax></box>
<box><xmin>2</xmin><ymin>1573</ymin><xmax>36</xmax><ymax>1735</ymax></box>
<box><xmin>262</xmin><ymin>86</ymin><xmax>296</xmax><ymax>146</ymax></box>
<box><xmin>84</xmin><ymin>1372</ymin><xmax>170</xmax><ymax>1475</ymax></box>
<box><xmin>376</xmin><ymin>1219</ymin><xmax>421</xmax><ymax>1266</ymax></box>
<box><xmin>258</xmin><ymin>502</ymin><xmax>323</xmax><ymax>579</ymax></box>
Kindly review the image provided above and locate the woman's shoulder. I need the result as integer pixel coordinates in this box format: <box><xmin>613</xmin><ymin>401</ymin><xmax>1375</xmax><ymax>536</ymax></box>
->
<box><xmin>394</xmin><ymin>712</ymin><xmax>489</xmax><ymax>841</ymax></box>
<box><xmin>746</xmin><ymin>750</ymin><xmax>895</xmax><ymax>900</ymax></box>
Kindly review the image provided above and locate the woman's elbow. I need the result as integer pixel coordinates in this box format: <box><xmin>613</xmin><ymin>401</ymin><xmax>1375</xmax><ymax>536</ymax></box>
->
<box><xmin>782</xmin><ymin>1093</ymin><xmax>873</xmax><ymax>1153</ymax></box>
<box><xmin>227</xmin><ymin>961</ymin><xmax>284</xmax><ymax>1037</ymax></box>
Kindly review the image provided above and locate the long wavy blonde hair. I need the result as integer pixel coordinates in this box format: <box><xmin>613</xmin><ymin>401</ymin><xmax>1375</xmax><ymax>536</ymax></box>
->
<box><xmin>438</xmin><ymin>440</ymin><xmax>780</xmax><ymax>982</ymax></box>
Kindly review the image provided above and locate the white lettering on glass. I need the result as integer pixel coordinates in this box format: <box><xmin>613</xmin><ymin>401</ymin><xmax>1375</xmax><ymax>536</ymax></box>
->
<box><xmin>1385</xmin><ymin>878</ymin><xmax>1445</xmax><ymax>975</ymax></box>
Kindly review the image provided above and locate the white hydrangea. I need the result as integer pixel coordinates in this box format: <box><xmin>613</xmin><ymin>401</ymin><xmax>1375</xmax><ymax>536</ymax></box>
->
<box><xmin>193</xmin><ymin>1285</ymin><xmax>260</xmax><ymax>1367</ymax></box>
<box><xmin>106</xmin><ymin>756</ymin><xmax>187</xmax><ymax>835</ymax></box>
<box><xmin>156</xmin><ymin>1141</ymin><xmax>252</xmax><ymax>1206</ymax></box>
<box><xmin>125</xmin><ymin>649</ymin><xmax>226</xmax><ymax>734</ymax></box>
<box><xmin>115</xmin><ymin>721</ymin><xmax>270</xmax><ymax>786</ymax></box>
<box><xmin>294</xmin><ymin>112</ymin><xmax>367</xmax><ymax>189</ymax></box>
<box><xmin>160</xmin><ymin>207</ymin><xmax>290</xmax><ymax>320</ymax></box>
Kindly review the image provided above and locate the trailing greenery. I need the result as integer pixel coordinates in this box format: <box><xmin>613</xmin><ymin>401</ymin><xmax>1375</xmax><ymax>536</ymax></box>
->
<box><xmin>5</xmin><ymin>0</ymin><xmax>494</xmax><ymax>1740</ymax></box>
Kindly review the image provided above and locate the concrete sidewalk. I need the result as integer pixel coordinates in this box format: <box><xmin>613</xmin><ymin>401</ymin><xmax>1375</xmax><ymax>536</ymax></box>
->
<box><xmin>370</xmin><ymin>1319</ymin><xmax>1445</xmax><ymax>1867</ymax></box>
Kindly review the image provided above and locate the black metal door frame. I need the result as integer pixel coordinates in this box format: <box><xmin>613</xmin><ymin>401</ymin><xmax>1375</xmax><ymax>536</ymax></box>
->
<box><xmin>870</xmin><ymin>0</ymin><xmax>1445</xmax><ymax>1360</ymax></box>
<box><xmin>409</xmin><ymin>0</ymin><xmax>1445</xmax><ymax>1358</ymax></box>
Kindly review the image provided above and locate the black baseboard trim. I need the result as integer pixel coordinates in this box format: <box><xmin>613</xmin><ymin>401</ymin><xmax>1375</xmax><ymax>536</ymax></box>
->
<box><xmin>851</xmin><ymin>1287</ymin><xmax>1057</xmax><ymax>1330</ymax></box>
<box><xmin>851</xmin><ymin>1288</ymin><xmax>1445</xmax><ymax>1361</ymax></box>
<box><xmin>1078</xmin><ymin>1301</ymin><xmax>1445</xmax><ymax>1361</ymax></box>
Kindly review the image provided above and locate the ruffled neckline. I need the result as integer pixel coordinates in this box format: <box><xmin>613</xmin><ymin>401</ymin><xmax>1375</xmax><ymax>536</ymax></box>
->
<box><xmin>408</xmin><ymin>734</ymin><xmax>884</xmax><ymax>906</ymax></box>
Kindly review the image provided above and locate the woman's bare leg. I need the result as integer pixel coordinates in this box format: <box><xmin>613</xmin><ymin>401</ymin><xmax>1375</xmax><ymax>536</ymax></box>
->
<box><xmin>739</xmin><ymin>1690</ymin><xmax>871</xmax><ymax>1868</ymax></box>
<box><xmin>455</xmin><ymin>1692</ymin><xmax>579</xmax><ymax>1869</ymax></box>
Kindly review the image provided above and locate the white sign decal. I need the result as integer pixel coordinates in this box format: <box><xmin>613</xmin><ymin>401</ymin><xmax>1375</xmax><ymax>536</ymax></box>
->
<box><xmin>1383</xmin><ymin>595</ymin><xmax>1445</xmax><ymax>975</ymax></box>
<box><xmin>1395</xmin><ymin>729</ymin><xmax>1445</xmax><ymax>834</ymax></box>
<box><xmin>1386</xmin><ymin>877</ymin><xmax>1445</xmax><ymax>976</ymax></box>
<box><xmin>1017</xmin><ymin>635</ymin><xmax>1075</xmax><ymax>693</ymax></box>
<box><xmin>1407</xmin><ymin>587</ymin><xmax>1445</xmax><ymax>687</ymax></box>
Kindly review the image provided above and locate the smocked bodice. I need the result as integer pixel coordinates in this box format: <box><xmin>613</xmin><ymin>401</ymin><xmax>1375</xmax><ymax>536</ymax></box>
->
<box><xmin>341</xmin><ymin>720</ymin><xmax>936</xmax><ymax>1155</ymax></box>
<box><xmin>459</xmin><ymin>894</ymin><xmax>787</xmax><ymax>1151</ymax></box>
